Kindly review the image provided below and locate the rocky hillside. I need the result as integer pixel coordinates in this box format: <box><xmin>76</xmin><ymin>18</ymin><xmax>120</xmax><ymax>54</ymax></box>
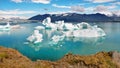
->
<box><xmin>0</xmin><ymin>46</ymin><xmax>120</xmax><ymax>68</ymax></box>
<box><xmin>29</xmin><ymin>13</ymin><xmax>120</xmax><ymax>22</ymax></box>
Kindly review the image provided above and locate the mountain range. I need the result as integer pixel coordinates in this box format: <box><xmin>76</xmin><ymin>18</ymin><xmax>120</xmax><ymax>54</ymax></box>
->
<box><xmin>29</xmin><ymin>13</ymin><xmax>120</xmax><ymax>22</ymax></box>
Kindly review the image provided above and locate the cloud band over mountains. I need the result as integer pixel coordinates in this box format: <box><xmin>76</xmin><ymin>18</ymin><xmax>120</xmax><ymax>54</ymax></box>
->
<box><xmin>0</xmin><ymin>0</ymin><xmax>119</xmax><ymax>19</ymax></box>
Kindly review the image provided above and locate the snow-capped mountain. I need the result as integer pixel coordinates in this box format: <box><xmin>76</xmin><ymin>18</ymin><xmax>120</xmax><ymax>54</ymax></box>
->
<box><xmin>29</xmin><ymin>13</ymin><xmax>120</xmax><ymax>22</ymax></box>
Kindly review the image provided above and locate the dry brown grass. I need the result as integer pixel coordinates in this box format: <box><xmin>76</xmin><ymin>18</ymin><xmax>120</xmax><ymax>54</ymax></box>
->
<box><xmin>0</xmin><ymin>46</ymin><xmax>119</xmax><ymax>68</ymax></box>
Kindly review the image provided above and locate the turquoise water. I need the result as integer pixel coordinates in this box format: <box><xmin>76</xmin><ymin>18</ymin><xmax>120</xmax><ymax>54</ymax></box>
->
<box><xmin>0</xmin><ymin>22</ymin><xmax>120</xmax><ymax>61</ymax></box>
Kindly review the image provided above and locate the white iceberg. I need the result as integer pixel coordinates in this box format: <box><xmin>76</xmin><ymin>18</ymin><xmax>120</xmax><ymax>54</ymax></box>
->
<box><xmin>42</xmin><ymin>17</ymin><xmax>51</xmax><ymax>25</ymax></box>
<box><xmin>51</xmin><ymin>35</ymin><xmax>65</xmax><ymax>43</ymax></box>
<box><xmin>76</xmin><ymin>22</ymin><xmax>92</xmax><ymax>29</ymax></box>
<box><xmin>27</xmin><ymin>30</ymin><xmax>43</xmax><ymax>44</ymax></box>
<box><xmin>42</xmin><ymin>17</ymin><xmax>57</xmax><ymax>29</ymax></box>
<box><xmin>55</xmin><ymin>20</ymin><xmax>64</xmax><ymax>30</ymax></box>
<box><xmin>62</xmin><ymin>31</ymin><xmax>73</xmax><ymax>37</ymax></box>
<box><xmin>35</xmin><ymin>26</ymin><xmax>45</xmax><ymax>30</ymax></box>
<box><xmin>63</xmin><ymin>22</ymin><xmax>106</xmax><ymax>37</ymax></box>
<box><xmin>64</xmin><ymin>23</ymin><xmax>75</xmax><ymax>30</ymax></box>
<box><xmin>33</xmin><ymin>17</ymin><xmax>106</xmax><ymax>38</ymax></box>
<box><xmin>0</xmin><ymin>22</ymin><xmax>11</xmax><ymax>31</ymax></box>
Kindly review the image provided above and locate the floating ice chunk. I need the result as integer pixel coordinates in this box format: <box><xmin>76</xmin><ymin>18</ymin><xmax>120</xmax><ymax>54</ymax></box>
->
<box><xmin>52</xmin><ymin>35</ymin><xmax>65</xmax><ymax>43</ymax></box>
<box><xmin>40</xmin><ymin>17</ymin><xmax>106</xmax><ymax>37</ymax></box>
<box><xmin>64</xmin><ymin>23</ymin><xmax>75</xmax><ymax>30</ymax></box>
<box><xmin>73</xmin><ymin>25</ymin><xmax>79</xmax><ymax>30</ymax></box>
<box><xmin>63</xmin><ymin>23</ymin><xmax>80</xmax><ymax>30</ymax></box>
<box><xmin>62</xmin><ymin>22</ymin><xmax>106</xmax><ymax>37</ymax></box>
<box><xmin>27</xmin><ymin>30</ymin><xmax>43</xmax><ymax>43</ymax></box>
<box><xmin>73</xmin><ymin>29</ymin><xmax>98</xmax><ymax>37</ymax></box>
<box><xmin>27</xmin><ymin>35</ymin><xmax>35</xmax><ymax>42</ymax></box>
<box><xmin>42</xmin><ymin>17</ymin><xmax>57</xmax><ymax>29</ymax></box>
<box><xmin>96</xmin><ymin>28</ymin><xmax>106</xmax><ymax>36</ymax></box>
<box><xmin>0</xmin><ymin>22</ymin><xmax>11</xmax><ymax>31</ymax></box>
<box><xmin>72</xmin><ymin>28</ymin><xmax>106</xmax><ymax>37</ymax></box>
<box><xmin>45</xmin><ymin>23</ymin><xmax>57</xmax><ymax>29</ymax></box>
<box><xmin>35</xmin><ymin>26</ymin><xmax>45</xmax><ymax>30</ymax></box>
<box><xmin>56</xmin><ymin>20</ymin><xmax>64</xmax><ymax>30</ymax></box>
<box><xmin>63</xmin><ymin>31</ymin><xmax>73</xmax><ymax>37</ymax></box>
<box><xmin>42</xmin><ymin>17</ymin><xmax>51</xmax><ymax>25</ymax></box>
<box><xmin>76</xmin><ymin>22</ymin><xmax>92</xmax><ymax>29</ymax></box>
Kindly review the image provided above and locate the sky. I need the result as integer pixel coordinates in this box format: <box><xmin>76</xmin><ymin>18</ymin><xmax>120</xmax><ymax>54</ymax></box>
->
<box><xmin>0</xmin><ymin>0</ymin><xmax>120</xmax><ymax>19</ymax></box>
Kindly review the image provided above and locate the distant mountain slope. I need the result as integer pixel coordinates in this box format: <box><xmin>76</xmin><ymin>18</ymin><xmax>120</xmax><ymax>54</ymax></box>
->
<box><xmin>28</xmin><ymin>13</ymin><xmax>120</xmax><ymax>22</ymax></box>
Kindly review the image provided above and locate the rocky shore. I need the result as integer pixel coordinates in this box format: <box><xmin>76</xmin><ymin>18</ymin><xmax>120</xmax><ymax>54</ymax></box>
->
<box><xmin>0</xmin><ymin>46</ymin><xmax>120</xmax><ymax>68</ymax></box>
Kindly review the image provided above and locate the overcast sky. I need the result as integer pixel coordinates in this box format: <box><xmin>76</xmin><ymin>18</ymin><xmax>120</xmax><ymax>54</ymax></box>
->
<box><xmin>0</xmin><ymin>0</ymin><xmax>120</xmax><ymax>19</ymax></box>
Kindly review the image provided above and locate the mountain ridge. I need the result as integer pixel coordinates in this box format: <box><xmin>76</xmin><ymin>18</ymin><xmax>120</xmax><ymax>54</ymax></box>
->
<box><xmin>29</xmin><ymin>13</ymin><xmax>120</xmax><ymax>22</ymax></box>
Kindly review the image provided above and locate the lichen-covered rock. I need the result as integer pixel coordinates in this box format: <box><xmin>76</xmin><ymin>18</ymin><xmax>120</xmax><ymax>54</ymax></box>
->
<box><xmin>0</xmin><ymin>46</ymin><xmax>119</xmax><ymax>68</ymax></box>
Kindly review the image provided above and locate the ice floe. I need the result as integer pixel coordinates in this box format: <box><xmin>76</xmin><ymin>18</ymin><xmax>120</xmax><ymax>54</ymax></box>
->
<box><xmin>34</xmin><ymin>26</ymin><xmax>45</xmax><ymax>30</ymax></box>
<box><xmin>27</xmin><ymin>17</ymin><xmax>106</xmax><ymax>45</ymax></box>
<box><xmin>0</xmin><ymin>21</ymin><xmax>24</xmax><ymax>32</ymax></box>
<box><xmin>0</xmin><ymin>22</ymin><xmax>11</xmax><ymax>31</ymax></box>
<box><xmin>51</xmin><ymin>35</ymin><xmax>65</xmax><ymax>43</ymax></box>
<box><xmin>27</xmin><ymin>30</ymin><xmax>43</xmax><ymax>44</ymax></box>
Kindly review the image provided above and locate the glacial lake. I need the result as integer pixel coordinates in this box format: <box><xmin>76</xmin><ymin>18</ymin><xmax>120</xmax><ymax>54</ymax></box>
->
<box><xmin>0</xmin><ymin>22</ymin><xmax>120</xmax><ymax>61</ymax></box>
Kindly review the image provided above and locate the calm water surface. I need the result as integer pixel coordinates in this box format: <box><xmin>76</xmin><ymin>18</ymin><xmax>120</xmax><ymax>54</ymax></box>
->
<box><xmin>0</xmin><ymin>22</ymin><xmax>120</xmax><ymax>61</ymax></box>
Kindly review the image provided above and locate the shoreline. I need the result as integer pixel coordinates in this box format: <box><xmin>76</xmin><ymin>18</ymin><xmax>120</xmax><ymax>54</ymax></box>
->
<box><xmin>0</xmin><ymin>46</ymin><xmax>120</xmax><ymax>68</ymax></box>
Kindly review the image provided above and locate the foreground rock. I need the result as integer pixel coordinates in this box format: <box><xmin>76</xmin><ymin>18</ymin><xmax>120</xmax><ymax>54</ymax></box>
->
<box><xmin>0</xmin><ymin>46</ymin><xmax>119</xmax><ymax>68</ymax></box>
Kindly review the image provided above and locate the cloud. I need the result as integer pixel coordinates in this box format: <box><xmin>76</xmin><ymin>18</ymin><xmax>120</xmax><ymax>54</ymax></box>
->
<box><xmin>52</xmin><ymin>4</ymin><xmax>85</xmax><ymax>12</ymax></box>
<box><xmin>0</xmin><ymin>9</ymin><xmax>36</xmax><ymax>19</ymax></box>
<box><xmin>71</xmin><ymin>6</ymin><xmax>85</xmax><ymax>12</ymax></box>
<box><xmin>11</xmin><ymin>0</ymin><xmax>50</xmax><ymax>4</ymax></box>
<box><xmin>112</xmin><ymin>2</ymin><xmax>120</xmax><ymax>5</ymax></box>
<box><xmin>94</xmin><ymin>5</ymin><xmax>109</xmax><ymax>12</ymax></box>
<box><xmin>0</xmin><ymin>9</ymin><xmax>36</xmax><ymax>15</ymax></box>
<box><xmin>0</xmin><ymin>15</ymin><xmax>27</xmax><ymax>19</ymax></box>
<box><xmin>52</xmin><ymin>4</ymin><xmax>71</xmax><ymax>8</ymax></box>
<box><xmin>93</xmin><ymin>5</ymin><xmax>119</xmax><ymax>16</ymax></box>
<box><xmin>96</xmin><ymin>10</ymin><xmax>120</xmax><ymax>17</ymax></box>
<box><xmin>112</xmin><ymin>10</ymin><xmax>120</xmax><ymax>16</ymax></box>
<box><xmin>11</xmin><ymin>0</ymin><xmax>23</xmax><ymax>3</ymax></box>
<box><xmin>31</xmin><ymin>0</ymin><xmax>50</xmax><ymax>4</ymax></box>
<box><xmin>94</xmin><ymin>5</ymin><xmax>116</xmax><ymax>12</ymax></box>
<box><xmin>47</xmin><ymin>11</ymin><xmax>77</xmax><ymax>14</ymax></box>
<box><xmin>86</xmin><ymin>0</ymin><xmax>115</xmax><ymax>3</ymax></box>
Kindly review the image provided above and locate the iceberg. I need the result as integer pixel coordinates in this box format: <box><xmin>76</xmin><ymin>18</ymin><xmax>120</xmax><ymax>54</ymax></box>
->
<box><xmin>51</xmin><ymin>35</ymin><xmax>65</xmax><ymax>43</ymax></box>
<box><xmin>64</xmin><ymin>23</ymin><xmax>75</xmax><ymax>30</ymax></box>
<box><xmin>62</xmin><ymin>31</ymin><xmax>73</xmax><ymax>37</ymax></box>
<box><xmin>0</xmin><ymin>22</ymin><xmax>23</xmax><ymax>31</ymax></box>
<box><xmin>0</xmin><ymin>22</ymin><xmax>11</xmax><ymax>31</ymax></box>
<box><xmin>26</xmin><ymin>17</ymin><xmax>106</xmax><ymax>45</ymax></box>
<box><xmin>42</xmin><ymin>17</ymin><xmax>51</xmax><ymax>25</ymax></box>
<box><xmin>27</xmin><ymin>30</ymin><xmax>43</xmax><ymax>44</ymax></box>
<box><xmin>63</xmin><ymin>22</ymin><xmax>106</xmax><ymax>37</ymax></box>
<box><xmin>42</xmin><ymin>17</ymin><xmax>57</xmax><ymax>29</ymax></box>
<box><xmin>35</xmin><ymin>26</ymin><xmax>45</xmax><ymax>30</ymax></box>
<box><xmin>55</xmin><ymin>20</ymin><xmax>64</xmax><ymax>30</ymax></box>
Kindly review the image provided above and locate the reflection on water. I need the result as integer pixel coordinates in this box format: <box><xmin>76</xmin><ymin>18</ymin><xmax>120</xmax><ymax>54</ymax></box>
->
<box><xmin>0</xmin><ymin>30</ymin><xmax>11</xmax><ymax>35</ymax></box>
<box><xmin>25</xmin><ymin>29</ymin><xmax>105</xmax><ymax>52</ymax></box>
